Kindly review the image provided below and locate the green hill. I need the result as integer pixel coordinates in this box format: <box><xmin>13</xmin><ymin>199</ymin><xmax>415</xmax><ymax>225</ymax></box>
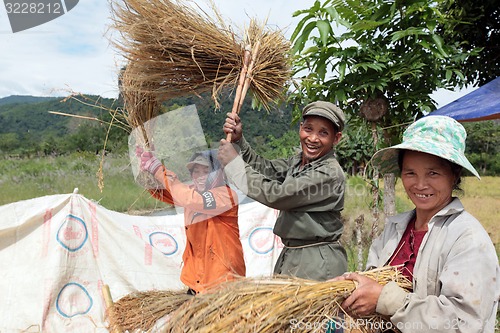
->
<box><xmin>0</xmin><ymin>92</ymin><xmax>297</xmax><ymax>157</ymax></box>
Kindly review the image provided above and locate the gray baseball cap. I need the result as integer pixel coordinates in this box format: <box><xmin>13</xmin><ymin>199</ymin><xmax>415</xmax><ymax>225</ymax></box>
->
<box><xmin>302</xmin><ymin>101</ymin><xmax>345</xmax><ymax>132</ymax></box>
<box><xmin>186</xmin><ymin>154</ymin><xmax>210</xmax><ymax>171</ymax></box>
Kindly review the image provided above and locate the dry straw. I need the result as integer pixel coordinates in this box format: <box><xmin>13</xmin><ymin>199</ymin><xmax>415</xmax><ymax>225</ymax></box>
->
<box><xmin>110</xmin><ymin>0</ymin><xmax>292</xmax><ymax>189</ymax></box>
<box><xmin>119</xmin><ymin>63</ymin><xmax>160</xmax><ymax>147</ymax></box>
<box><xmin>106</xmin><ymin>266</ymin><xmax>410</xmax><ymax>332</ymax></box>
<box><xmin>163</xmin><ymin>266</ymin><xmax>411</xmax><ymax>332</ymax></box>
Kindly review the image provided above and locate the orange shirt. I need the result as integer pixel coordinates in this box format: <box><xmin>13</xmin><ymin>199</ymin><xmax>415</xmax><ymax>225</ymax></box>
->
<box><xmin>150</xmin><ymin>169</ymin><xmax>246</xmax><ymax>293</ymax></box>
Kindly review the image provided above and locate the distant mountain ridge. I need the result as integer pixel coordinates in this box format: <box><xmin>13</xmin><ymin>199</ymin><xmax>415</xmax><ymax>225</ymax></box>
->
<box><xmin>0</xmin><ymin>94</ymin><xmax>124</xmax><ymax>155</ymax></box>
<box><xmin>0</xmin><ymin>94</ymin><xmax>116</xmax><ymax>134</ymax></box>
<box><xmin>0</xmin><ymin>93</ymin><xmax>295</xmax><ymax>156</ymax></box>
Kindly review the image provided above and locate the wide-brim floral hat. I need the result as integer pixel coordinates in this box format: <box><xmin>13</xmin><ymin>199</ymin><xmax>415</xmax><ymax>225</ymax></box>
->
<box><xmin>370</xmin><ymin>115</ymin><xmax>480</xmax><ymax>179</ymax></box>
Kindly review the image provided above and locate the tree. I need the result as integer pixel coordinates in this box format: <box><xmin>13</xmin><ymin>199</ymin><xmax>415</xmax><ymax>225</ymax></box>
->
<box><xmin>258</xmin><ymin>130</ymin><xmax>300</xmax><ymax>159</ymax></box>
<box><xmin>335</xmin><ymin>115</ymin><xmax>378</xmax><ymax>175</ymax></box>
<box><xmin>0</xmin><ymin>133</ymin><xmax>19</xmax><ymax>153</ymax></box>
<box><xmin>289</xmin><ymin>0</ymin><xmax>483</xmax><ymax>148</ymax></box>
<box><xmin>463</xmin><ymin>120</ymin><xmax>500</xmax><ymax>175</ymax></box>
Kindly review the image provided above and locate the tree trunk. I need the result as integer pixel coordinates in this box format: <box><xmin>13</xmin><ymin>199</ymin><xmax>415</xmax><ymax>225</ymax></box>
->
<box><xmin>355</xmin><ymin>214</ymin><xmax>365</xmax><ymax>271</ymax></box>
<box><xmin>383</xmin><ymin>173</ymin><xmax>396</xmax><ymax>217</ymax></box>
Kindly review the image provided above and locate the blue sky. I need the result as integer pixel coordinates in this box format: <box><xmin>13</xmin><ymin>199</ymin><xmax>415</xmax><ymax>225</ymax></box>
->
<box><xmin>0</xmin><ymin>0</ymin><xmax>473</xmax><ymax>106</ymax></box>
<box><xmin>0</xmin><ymin>0</ymin><xmax>117</xmax><ymax>97</ymax></box>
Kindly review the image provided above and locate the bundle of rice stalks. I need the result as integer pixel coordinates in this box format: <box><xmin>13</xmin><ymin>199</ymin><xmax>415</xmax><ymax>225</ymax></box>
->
<box><xmin>119</xmin><ymin>63</ymin><xmax>160</xmax><ymax>147</ymax></box>
<box><xmin>111</xmin><ymin>0</ymin><xmax>291</xmax><ymax>110</ymax></box>
<box><xmin>162</xmin><ymin>266</ymin><xmax>411</xmax><ymax>333</ymax></box>
<box><xmin>107</xmin><ymin>289</ymin><xmax>192</xmax><ymax>332</ymax></box>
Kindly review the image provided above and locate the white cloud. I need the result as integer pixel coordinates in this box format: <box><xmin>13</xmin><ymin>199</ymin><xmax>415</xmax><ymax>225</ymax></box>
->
<box><xmin>0</xmin><ymin>0</ymin><xmax>120</xmax><ymax>98</ymax></box>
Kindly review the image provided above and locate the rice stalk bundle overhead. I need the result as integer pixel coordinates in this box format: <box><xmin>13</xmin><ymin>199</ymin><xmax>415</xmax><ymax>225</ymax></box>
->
<box><xmin>107</xmin><ymin>289</ymin><xmax>192</xmax><ymax>332</ymax></box>
<box><xmin>111</xmin><ymin>0</ymin><xmax>292</xmax><ymax>110</ymax></box>
<box><xmin>160</xmin><ymin>266</ymin><xmax>411</xmax><ymax>333</ymax></box>
<box><xmin>120</xmin><ymin>65</ymin><xmax>158</xmax><ymax>130</ymax></box>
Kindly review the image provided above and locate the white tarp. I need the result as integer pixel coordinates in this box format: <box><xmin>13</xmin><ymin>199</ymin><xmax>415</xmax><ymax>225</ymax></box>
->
<box><xmin>0</xmin><ymin>191</ymin><xmax>282</xmax><ymax>332</ymax></box>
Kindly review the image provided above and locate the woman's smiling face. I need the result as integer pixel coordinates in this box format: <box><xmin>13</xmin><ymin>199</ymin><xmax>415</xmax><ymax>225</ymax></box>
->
<box><xmin>299</xmin><ymin>115</ymin><xmax>341</xmax><ymax>165</ymax></box>
<box><xmin>191</xmin><ymin>164</ymin><xmax>210</xmax><ymax>192</ymax></box>
<box><xmin>401</xmin><ymin>150</ymin><xmax>456</xmax><ymax>219</ymax></box>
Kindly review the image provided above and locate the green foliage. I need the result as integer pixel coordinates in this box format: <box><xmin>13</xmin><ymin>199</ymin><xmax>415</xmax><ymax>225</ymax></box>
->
<box><xmin>257</xmin><ymin>130</ymin><xmax>300</xmax><ymax>159</ymax></box>
<box><xmin>0</xmin><ymin>95</ymin><xmax>124</xmax><ymax>156</ymax></box>
<box><xmin>0</xmin><ymin>133</ymin><xmax>19</xmax><ymax>152</ymax></box>
<box><xmin>162</xmin><ymin>91</ymin><xmax>295</xmax><ymax>150</ymax></box>
<box><xmin>0</xmin><ymin>92</ymin><xmax>295</xmax><ymax>159</ymax></box>
<box><xmin>0</xmin><ymin>153</ymin><xmax>170</xmax><ymax>213</ymax></box>
<box><xmin>336</xmin><ymin>116</ymin><xmax>379</xmax><ymax>175</ymax></box>
<box><xmin>0</xmin><ymin>95</ymin><xmax>57</xmax><ymax>106</ymax></box>
<box><xmin>341</xmin><ymin>176</ymin><xmax>380</xmax><ymax>270</ymax></box>
<box><xmin>437</xmin><ymin>0</ymin><xmax>500</xmax><ymax>85</ymax></box>
<box><xmin>2</xmin><ymin>93</ymin><xmax>497</xmax><ymax>180</ymax></box>
<box><xmin>344</xmin><ymin>175</ymin><xmax>373</xmax><ymax>213</ymax></box>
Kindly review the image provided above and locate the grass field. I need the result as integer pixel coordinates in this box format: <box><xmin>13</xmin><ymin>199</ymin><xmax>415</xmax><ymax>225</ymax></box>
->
<box><xmin>0</xmin><ymin>152</ymin><xmax>171</xmax><ymax>213</ymax></box>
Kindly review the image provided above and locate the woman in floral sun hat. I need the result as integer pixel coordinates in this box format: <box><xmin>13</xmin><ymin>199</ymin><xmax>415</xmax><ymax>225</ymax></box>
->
<box><xmin>334</xmin><ymin>116</ymin><xmax>499</xmax><ymax>332</ymax></box>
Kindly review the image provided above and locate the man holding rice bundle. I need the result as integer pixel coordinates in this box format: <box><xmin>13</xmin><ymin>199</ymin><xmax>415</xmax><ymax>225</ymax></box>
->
<box><xmin>136</xmin><ymin>148</ymin><xmax>246</xmax><ymax>294</ymax></box>
<box><xmin>218</xmin><ymin>101</ymin><xmax>348</xmax><ymax>281</ymax></box>
<box><xmin>336</xmin><ymin>116</ymin><xmax>500</xmax><ymax>332</ymax></box>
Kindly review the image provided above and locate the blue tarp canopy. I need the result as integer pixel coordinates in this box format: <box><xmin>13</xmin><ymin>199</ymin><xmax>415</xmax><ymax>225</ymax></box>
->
<box><xmin>428</xmin><ymin>77</ymin><xmax>500</xmax><ymax>122</ymax></box>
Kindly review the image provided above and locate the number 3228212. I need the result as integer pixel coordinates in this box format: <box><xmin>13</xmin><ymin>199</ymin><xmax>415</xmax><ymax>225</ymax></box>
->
<box><xmin>5</xmin><ymin>2</ymin><xmax>62</xmax><ymax>14</ymax></box>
